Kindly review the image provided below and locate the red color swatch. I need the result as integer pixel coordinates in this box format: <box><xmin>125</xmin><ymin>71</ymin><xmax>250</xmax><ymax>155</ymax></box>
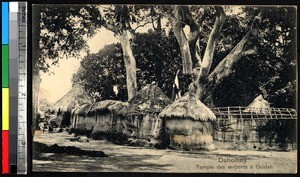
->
<box><xmin>2</xmin><ymin>130</ymin><xmax>10</xmax><ymax>174</ymax></box>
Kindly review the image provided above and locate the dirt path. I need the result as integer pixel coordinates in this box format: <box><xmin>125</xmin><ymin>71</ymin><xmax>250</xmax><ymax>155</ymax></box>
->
<box><xmin>33</xmin><ymin>131</ymin><xmax>297</xmax><ymax>173</ymax></box>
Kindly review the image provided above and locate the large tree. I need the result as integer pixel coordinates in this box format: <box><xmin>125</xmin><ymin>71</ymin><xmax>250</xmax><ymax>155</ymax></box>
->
<box><xmin>72</xmin><ymin>31</ymin><xmax>181</xmax><ymax>101</ymax></box>
<box><xmin>167</xmin><ymin>6</ymin><xmax>265</xmax><ymax>106</ymax></box>
<box><xmin>164</xmin><ymin>6</ymin><xmax>295</xmax><ymax>108</ymax></box>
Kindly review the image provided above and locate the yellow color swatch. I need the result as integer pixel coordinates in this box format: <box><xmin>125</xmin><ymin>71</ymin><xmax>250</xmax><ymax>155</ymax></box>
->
<box><xmin>2</xmin><ymin>88</ymin><xmax>9</xmax><ymax>130</ymax></box>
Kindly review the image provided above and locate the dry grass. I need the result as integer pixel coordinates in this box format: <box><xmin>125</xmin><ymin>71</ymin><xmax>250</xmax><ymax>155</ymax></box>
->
<box><xmin>159</xmin><ymin>94</ymin><xmax>216</xmax><ymax>121</ymax></box>
<box><xmin>89</xmin><ymin>100</ymin><xmax>128</xmax><ymax>115</ymax></box>
<box><xmin>172</xmin><ymin>134</ymin><xmax>213</xmax><ymax>147</ymax></box>
<box><xmin>126</xmin><ymin>84</ymin><xmax>173</xmax><ymax>115</ymax></box>
<box><xmin>72</xmin><ymin>103</ymin><xmax>93</xmax><ymax>116</ymax></box>
<box><xmin>73</xmin><ymin>100</ymin><xmax>128</xmax><ymax>116</ymax></box>
<box><xmin>51</xmin><ymin>84</ymin><xmax>93</xmax><ymax>113</ymax></box>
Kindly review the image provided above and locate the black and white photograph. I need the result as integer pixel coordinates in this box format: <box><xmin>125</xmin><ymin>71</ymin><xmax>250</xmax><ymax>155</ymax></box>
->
<box><xmin>32</xmin><ymin>4</ymin><xmax>297</xmax><ymax>173</ymax></box>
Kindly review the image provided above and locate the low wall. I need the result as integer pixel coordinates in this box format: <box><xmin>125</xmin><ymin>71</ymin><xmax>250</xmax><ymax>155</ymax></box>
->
<box><xmin>70</xmin><ymin>110</ymin><xmax>163</xmax><ymax>146</ymax></box>
<box><xmin>212</xmin><ymin>118</ymin><xmax>297</xmax><ymax>150</ymax></box>
<box><xmin>71</xmin><ymin>112</ymin><xmax>215</xmax><ymax>150</ymax></box>
<box><xmin>69</xmin><ymin>106</ymin><xmax>296</xmax><ymax>151</ymax></box>
<box><xmin>135</xmin><ymin>113</ymin><xmax>162</xmax><ymax>141</ymax></box>
<box><xmin>72</xmin><ymin>112</ymin><xmax>111</xmax><ymax>132</ymax></box>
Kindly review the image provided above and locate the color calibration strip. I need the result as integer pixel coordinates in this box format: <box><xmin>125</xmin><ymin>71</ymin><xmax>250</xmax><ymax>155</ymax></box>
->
<box><xmin>2</xmin><ymin>1</ymin><xmax>10</xmax><ymax>174</ymax></box>
<box><xmin>2</xmin><ymin>2</ymin><xmax>27</xmax><ymax>174</ymax></box>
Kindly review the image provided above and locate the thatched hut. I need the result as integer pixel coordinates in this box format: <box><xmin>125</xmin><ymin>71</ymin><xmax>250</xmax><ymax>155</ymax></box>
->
<box><xmin>159</xmin><ymin>94</ymin><xmax>216</xmax><ymax>151</ymax></box>
<box><xmin>71</xmin><ymin>100</ymin><xmax>128</xmax><ymax>133</ymax></box>
<box><xmin>244</xmin><ymin>94</ymin><xmax>271</xmax><ymax>114</ymax></box>
<box><xmin>71</xmin><ymin>103</ymin><xmax>93</xmax><ymax>130</ymax></box>
<box><xmin>49</xmin><ymin>84</ymin><xmax>93</xmax><ymax>127</ymax></box>
<box><xmin>243</xmin><ymin>95</ymin><xmax>271</xmax><ymax>146</ymax></box>
<box><xmin>125</xmin><ymin>84</ymin><xmax>173</xmax><ymax>141</ymax></box>
<box><xmin>87</xmin><ymin>100</ymin><xmax>127</xmax><ymax>133</ymax></box>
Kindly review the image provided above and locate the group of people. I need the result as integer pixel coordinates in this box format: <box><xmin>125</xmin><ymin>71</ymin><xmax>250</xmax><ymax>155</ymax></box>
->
<box><xmin>37</xmin><ymin>112</ymin><xmax>59</xmax><ymax>133</ymax></box>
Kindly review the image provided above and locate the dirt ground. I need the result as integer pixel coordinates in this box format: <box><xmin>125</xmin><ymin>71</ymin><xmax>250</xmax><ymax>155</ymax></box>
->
<box><xmin>33</xmin><ymin>131</ymin><xmax>297</xmax><ymax>173</ymax></box>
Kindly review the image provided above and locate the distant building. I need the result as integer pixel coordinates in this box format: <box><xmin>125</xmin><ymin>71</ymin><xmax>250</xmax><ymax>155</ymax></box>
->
<box><xmin>49</xmin><ymin>84</ymin><xmax>94</xmax><ymax>127</ymax></box>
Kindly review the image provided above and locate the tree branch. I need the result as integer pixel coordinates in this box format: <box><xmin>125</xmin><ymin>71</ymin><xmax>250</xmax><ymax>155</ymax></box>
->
<box><xmin>187</xmin><ymin>7</ymin><xmax>206</xmax><ymax>67</ymax></box>
<box><xmin>171</xmin><ymin>6</ymin><xmax>208</xmax><ymax>74</ymax></box>
<box><xmin>172</xmin><ymin>6</ymin><xmax>193</xmax><ymax>74</ymax></box>
<box><xmin>206</xmin><ymin>11</ymin><xmax>263</xmax><ymax>90</ymax></box>
<box><xmin>134</xmin><ymin>20</ymin><xmax>155</xmax><ymax>31</ymax></box>
<box><xmin>199</xmin><ymin>6</ymin><xmax>226</xmax><ymax>79</ymax></box>
<box><xmin>102</xmin><ymin>22</ymin><xmax>119</xmax><ymax>34</ymax></box>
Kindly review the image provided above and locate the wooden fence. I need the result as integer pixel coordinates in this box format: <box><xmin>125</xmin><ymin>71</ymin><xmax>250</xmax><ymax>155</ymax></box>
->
<box><xmin>210</xmin><ymin>107</ymin><xmax>297</xmax><ymax>120</ymax></box>
<box><xmin>210</xmin><ymin>107</ymin><xmax>297</xmax><ymax>147</ymax></box>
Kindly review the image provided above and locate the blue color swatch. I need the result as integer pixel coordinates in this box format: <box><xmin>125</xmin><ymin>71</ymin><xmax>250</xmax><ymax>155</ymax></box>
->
<box><xmin>2</xmin><ymin>2</ymin><xmax>9</xmax><ymax>44</ymax></box>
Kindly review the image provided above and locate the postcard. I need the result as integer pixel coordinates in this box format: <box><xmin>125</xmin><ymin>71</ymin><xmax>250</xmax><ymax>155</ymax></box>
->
<box><xmin>32</xmin><ymin>4</ymin><xmax>297</xmax><ymax>173</ymax></box>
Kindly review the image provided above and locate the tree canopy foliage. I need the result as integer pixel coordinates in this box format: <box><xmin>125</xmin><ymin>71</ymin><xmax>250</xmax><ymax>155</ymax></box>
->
<box><xmin>38</xmin><ymin>5</ymin><xmax>103</xmax><ymax>72</ymax></box>
<box><xmin>71</xmin><ymin>6</ymin><xmax>295</xmax><ymax>108</ymax></box>
<box><xmin>213</xmin><ymin>7</ymin><xmax>296</xmax><ymax>108</ymax></box>
<box><xmin>36</xmin><ymin>5</ymin><xmax>296</xmax><ymax>108</ymax></box>
<box><xmin>72</xmin><ymin>31</ymin><xmax>181</xmax><ymax>101</ymax></box>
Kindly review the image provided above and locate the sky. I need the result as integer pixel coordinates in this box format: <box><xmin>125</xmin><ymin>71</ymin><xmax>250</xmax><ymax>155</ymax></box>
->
<box><xmin>39</xmin><ymin>5</ymin><xmax>243</xmax><ymax>104</ymax></box>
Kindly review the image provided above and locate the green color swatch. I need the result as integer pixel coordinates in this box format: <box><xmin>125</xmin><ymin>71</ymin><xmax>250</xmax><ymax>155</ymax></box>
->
<box><xmin>2</xmin><ymin>45</ymin><xmax>9</xmax><ymax>87</ymax></box>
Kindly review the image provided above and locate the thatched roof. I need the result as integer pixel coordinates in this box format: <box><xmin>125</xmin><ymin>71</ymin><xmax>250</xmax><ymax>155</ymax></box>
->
<box><xmin>244</xmin><ymin>94</ymin><xmax>271</xmax><ymax>114</ymax></box>
<box><xmin>51</xmin><ymin>84</ymin><xmax>93</xmax><ymax>112</ymax></box>
<box><xmin>88</xmin><ymin>100</ymin><xmax>128</xmax><ymax>115</ymax></box>
<box><xmin>72</xmin><ymin>100</ymin><xmax>127</xmax><ymax>116</ymax></box>
<box><xmin>159</xmin><ymin>94</ymin><xmax>216</xmax><ymax>121</ymax></box>
<box><xmin>73</xmin><ymin>103</ymin><xmax>93</xmax><ymax>116</ymax></box>
<box><xmin>109</xmin><ymin>101</ymin><xmax>128</xmax><ymax>114</ymax></box>
<box><xmin>126</xmin><ymin>84</ymin><xmax>173</xmax><ymax>115</ymax></box>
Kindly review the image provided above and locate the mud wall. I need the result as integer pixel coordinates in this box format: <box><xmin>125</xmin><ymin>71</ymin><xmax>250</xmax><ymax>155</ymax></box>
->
<box><xmin>94</xmin><ymin>114</ymin><xmax>112</xmax><ymax>132</ymax></box>
<box><xmin>137</xmin><ymin>113</ymin><xmax>162</xmax><ymax>140</ymax></box>
<box><xmin>71</xmin><ymin>112</ymin><xmax>111</xmax><ymax>132</ymax></box>
<box><xmin>70</xmin><ymin>111</ymin><xmax>163</xmax><ymax>143</ymax></box>
<box><xmin>212</xmin><ymin>118</ymin><xmax>297</xmax><ymax>150</ymax></box>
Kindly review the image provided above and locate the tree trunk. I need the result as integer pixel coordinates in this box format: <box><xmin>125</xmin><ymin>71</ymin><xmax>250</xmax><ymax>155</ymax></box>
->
<box><xmin>156</xmin><ymin>15</ymin><xmax>162</xmax><ymax>31</ymax></box>
<box><xmin>172</xmin><ymin>6</ymin><xmax>207</xmax><ymax>74</ymax></box>
<box><xmin>103</xmin><ymin>6</ymin><xmax>137</xmax><ymax>100</ymax></box>
<box><xmin>188</xmin><ymin>25</ymin><xmax>200</xmax><ymax>67</ymax></box>
<box><xmin>187</xmin><ymin>8</ymin><xmax>205</xmax><ymax>67</ymax></box>
<box><xmin>202</xmin><ymin>89</ymin><xmax>215</xmax><ymax>107</ymax></box>
<box><xmin>193</xmin><ymin>7</ymin><xmax>226</xmax><ymax>100</ymax></box>
<box><xmin>200</xmin><ymin>7</ymin><xmax>226</xmax><ymax>79</ymax></box>
<box><xmin>172</xmin><ymin>6</ymin><xmax>193</xmax><ymax>74</ymax></box>
<box><xmin>118</xmin><ymin>30</ymin><xmax>137</xmax><ymax>100</ymax></box>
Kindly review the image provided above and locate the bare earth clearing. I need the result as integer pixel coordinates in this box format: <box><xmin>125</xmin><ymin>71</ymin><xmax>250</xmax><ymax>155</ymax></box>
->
<box><xmin>33</xmin><ymin>131</ymin><xmax>297</xmax><ymax>173</ymax></box>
